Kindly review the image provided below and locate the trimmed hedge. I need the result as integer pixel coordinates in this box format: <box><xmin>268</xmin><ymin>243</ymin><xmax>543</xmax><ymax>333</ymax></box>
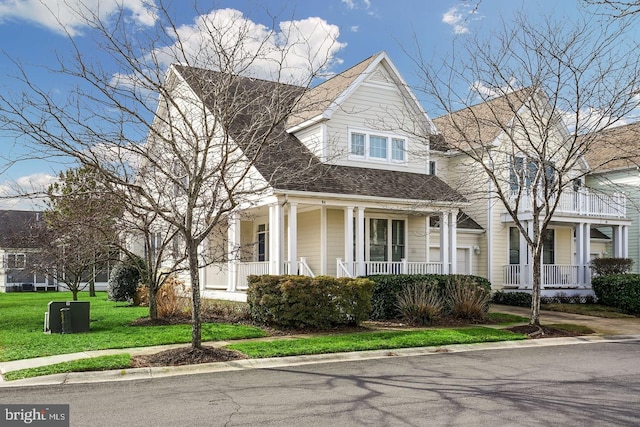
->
<box><xmin>367</xmin><ymin>274</ymin><xmax>492</xmax><ymax>320</ymax></box>
<box><xmin>592</xmin><ymin>274</ymin><xmax>640</xmax><ymax>314</ymax></box>
<box><xmin>247</xmin><ymin>275</ymin><xmax>374</xmax><ymax>328</ymax></box>
<box><xmin>491</xmin><ymin>291</ymin><xmax>532</xmax><ymax>307</ymax></box>
<box><xmin>590</xmin><ymin>258</ymin><xmax>633</xmax><ymax>276</ymax></box>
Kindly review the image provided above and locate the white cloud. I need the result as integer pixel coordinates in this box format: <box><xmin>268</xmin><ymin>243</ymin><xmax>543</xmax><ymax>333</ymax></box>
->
<box><xmin>0</xmin><ymin>0</ymin><xmax>157</xmax><ymax>36</ymax></box>
<box><xmin>153</xmin><ymin>9</ymin><xmax>346</xmax><ymax>84</ymax></box>
<box><xmin>0</xmin><ymin>173</ymin><xmax>58</xmax><ymax>210</ymax></box>
<box><xmin>442</xmin><ymin>3</ymin><xmax>481</xmax><ymax>35</ymax></box>
<box><xmin>341</xmin><ymin>0</ymin><xmax>371</xmax><ymax>11</ymax></box>
<box><xmin>470</xmin><ymin>79</ymin><xmax>520</xmax><ymax>100</ymax></box>
<box><xmin>350</xmin><ymin>25</ymin><xmax>359</xmax><ymax>33</ymax></box>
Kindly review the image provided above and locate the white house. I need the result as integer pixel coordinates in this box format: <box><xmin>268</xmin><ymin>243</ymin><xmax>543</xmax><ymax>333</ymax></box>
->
<box><xmin>146</xmin><ymin>52</ymin><xmax>630</xmax><ymax>300</ymax></box>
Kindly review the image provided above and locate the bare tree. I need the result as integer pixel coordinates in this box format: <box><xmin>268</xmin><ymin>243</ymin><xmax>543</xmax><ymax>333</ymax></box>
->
<box><xmin>583</xmin><ymin>0</ymin><xmax>640</xmax><ymax>17</ymax></box>
<box><xmin>0</xmin><ymin>2</ymin><xmax>340</xmax><ymax>348</ymax></box>
<box><xmin>411</xmin><ymin>12</ymin><xmax>640</xmax><ymax>325</ymax></box>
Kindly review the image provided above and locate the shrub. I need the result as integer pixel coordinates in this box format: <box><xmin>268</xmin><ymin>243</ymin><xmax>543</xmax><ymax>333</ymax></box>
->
<box><xmin>247</xmin><ymin>275</ymin><xmax>374</xmax><ymax>329</ymax></box>
<box><xmin>396</xmin><ymin>281</ymin><xmax>443</xmax><ymax>325</ymax></box>
<box><xmin>446</xmin><ymin>276</ymin><xmax>491</xmax><ymax>321</ymax></box>
<box><xmin>107</xmin><ymin>255</ymin><xmax>147</xmax><ymax>303</ymax></box>
<box><xmin>133</xmin><ymin>284</ymin><xmax>149</xmax><ymax>307</ymax></box>
<box><xmin>540</xmin><ymin>293</ymin><xmax>597</xmax><ymax>304</ymax></box>
<box><xmin>202</xmin><ymin>299</ymin><xmax>252</xmax><ymax>322</ymax></box>
<box><xmin>492</xmin><ymin>291</ymin><xmax>532</xmax><ymax>307</ymax></box>
<box><xmin>157</xmin><ymin>277</ymin><xmax>189</xmax><ymax>318</ymax></box>
<box><xmin>590</xmin><ymin>258</ymin><xmax>633</xmax><ymax>276</ymax></box>
<box><xmin>592</xmin><ymin>274</ymin><xmax>640</xmax><ymax>314</ymax></box>
<box><xmin>368</xmin><ymin>274</ymin><xmax>492</xmax><ymax>320</ymax></box>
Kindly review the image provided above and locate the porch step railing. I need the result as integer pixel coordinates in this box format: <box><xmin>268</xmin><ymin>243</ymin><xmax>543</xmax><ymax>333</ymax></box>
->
<box><xmin>503</xmin><ymin>264</ymin><xmax>590</xmax><ymax>288</ymax></box>
<box><xmin>337</xmin><ymin>259</ymin><xmax>443</xmax><ymax>278</ymax></box>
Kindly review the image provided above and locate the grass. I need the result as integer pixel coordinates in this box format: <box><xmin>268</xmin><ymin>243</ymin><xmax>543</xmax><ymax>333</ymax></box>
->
<box><xmin>486</xmin><ymin>312</ymin><xmax>528</xmax><ymax>324</ymax></box>
<box><xmin>4</xmin><ymin>354</ymin><xmax>132</xmax><ymax>381</ymax></box>
<box><xmin>541</xmin><ymin>303</ymin><xmax>635</xmax><ymax>318</ymax></box>
<box><xmin>0</xmin><ymin>291</ymin><xmax>267</xmax><ymax>361</ymax></box>
<box><xmin>226</xmin><ymin>327</ymin><xmax>526</xmax><ymax>358</ymax></box>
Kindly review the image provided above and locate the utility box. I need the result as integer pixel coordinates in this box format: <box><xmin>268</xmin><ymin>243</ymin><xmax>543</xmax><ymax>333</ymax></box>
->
<box><xmin>45</xmin><ymin>301</ymin><xmax>90</xmax><ymax>333</ymax></box>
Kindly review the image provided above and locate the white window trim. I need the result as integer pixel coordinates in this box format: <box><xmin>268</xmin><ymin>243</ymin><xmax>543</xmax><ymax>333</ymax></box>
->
<box><xmin>348</xmin><ymin>128</ymin><xmax>408</xmax><ymax>165</ymax></box>
<box><xmin>5</xmin><ymin>253</ymin><xmax>26</xmax><ymax>270</ymax></box>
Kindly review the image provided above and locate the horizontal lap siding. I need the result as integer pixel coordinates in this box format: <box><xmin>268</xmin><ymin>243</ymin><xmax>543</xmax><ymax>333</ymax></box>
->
<box><xmin>407</xmin><ymin>216</ymin><xmax>427</xmax><ymax>262</ymax></box>
<box><xmin>297</xmin><ymin>210</ymin><xmax>322</xmax><ymax>276</ymax></box>
<box><xmin>326</xmin><ymin>209</ymin><xmax>345</xmax><ymax>277</ymax></box>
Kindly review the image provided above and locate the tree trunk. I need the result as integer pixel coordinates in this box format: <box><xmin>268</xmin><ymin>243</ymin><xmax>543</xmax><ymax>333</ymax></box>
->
<box><xmin>148</xmin><ymin>280</ymin><xmax>158</xmax><ymax>320</ymax></box>
<box><xmin>188</xmin><ymin>243</ymin><xmax>202</xmax><ymax>349</ymax></box>
<box><xmin>530</xmin><ymin>251</ymin><xmax>542</xmax><ymax>326</ymax></box>
<box><xmin>89</xmin><ymin>279</ymin><xmax>96</xmax><ymax>297</ymax></box>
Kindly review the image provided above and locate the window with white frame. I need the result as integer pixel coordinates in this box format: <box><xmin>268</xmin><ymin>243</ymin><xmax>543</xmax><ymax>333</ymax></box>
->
<box><xmin>5</xmin><ymin>253</ymin><xmax>26</xmax><ymax>269</ymax></box>
<box><xmin>429</xmin><ymin>160</ymin><xmax>437</xmax><ymax>175</ymax></box>
<box><xmin>349</xmin><ymin>130</ymin><xmax>407</xmax><ymax>163</ymax></box>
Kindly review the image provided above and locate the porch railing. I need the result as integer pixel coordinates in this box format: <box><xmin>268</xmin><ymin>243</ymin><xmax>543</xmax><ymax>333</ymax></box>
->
<box><xmin>236</xmin><ymin>262</ymin><xmax>270</xmax><ymax>290</ymax></box>
<box><xmin>511</xmin><ymin>190</ymin><xmax>626</xmax><ymax>218</ymax></box>
<box><xmin>503</xmin><ymin>264</ymin><xmax>589</xmax><ymax>288</ymax></box>
<box><xmin>337</xmin><ymin>259</ymin><xmax>443</xmax><ymax>278</ymax></box>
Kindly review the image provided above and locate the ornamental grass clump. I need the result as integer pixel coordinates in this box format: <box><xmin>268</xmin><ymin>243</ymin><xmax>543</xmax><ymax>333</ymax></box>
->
<box><xmin>446</xmin><ymin>276</ymin><xmax>491</xmax><ymax>321</ymax></box>
<box><xmin>396</xmin><ymin>281</ymin><xmax>443</xmax><ymax>325</ymax></box>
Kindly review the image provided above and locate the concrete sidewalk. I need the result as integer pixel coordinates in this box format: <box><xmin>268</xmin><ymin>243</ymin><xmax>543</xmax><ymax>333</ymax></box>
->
<box><xmin>2</xmin><ymin>305</ymin><xmax>639</xmax><ymax>387</ymax></box>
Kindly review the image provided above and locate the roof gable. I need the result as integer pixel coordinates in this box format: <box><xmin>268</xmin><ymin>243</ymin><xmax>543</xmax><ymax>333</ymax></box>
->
<box><xmin>0</xmin><ymin>210</ymin><xmax>44</xmax><ymax>248</ymax></box>
<box><xmin>583</xmin><ymin>121</ymin><xmax>640</xmax><ymax>173</ymax></box>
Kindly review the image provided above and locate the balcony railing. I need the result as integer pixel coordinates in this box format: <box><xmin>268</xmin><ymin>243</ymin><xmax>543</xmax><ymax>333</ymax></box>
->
<box><xmin>510</xmin><ymin>189</ymin><xmax>626</xmax><ymax>218</ymax></box>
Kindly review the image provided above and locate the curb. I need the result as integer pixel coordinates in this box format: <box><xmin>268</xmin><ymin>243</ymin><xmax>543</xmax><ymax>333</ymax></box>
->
<box><xmin>2</xmin><ymin>334</ymin><xmax>639</xmax><ymax>388</ymax></box>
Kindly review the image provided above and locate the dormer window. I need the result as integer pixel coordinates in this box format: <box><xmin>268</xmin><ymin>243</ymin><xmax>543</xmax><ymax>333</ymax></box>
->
<box><xmin>349</xmin><ymin>129</ymin><xmax>407</xmax><ymax>164</ymax></box>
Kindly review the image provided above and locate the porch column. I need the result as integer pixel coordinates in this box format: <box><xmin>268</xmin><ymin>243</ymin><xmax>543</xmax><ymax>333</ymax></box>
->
<box><xmin>575</xmin><ymin>223</ymin><xmax>585</xmax><ymax>287</ymax></box>
<box><xmin>449</xmin><ymin>210</ymin><xmax>458</xmax><ymax>274</ymax></box>
<box><xmin>269</xmin><ymin>203</ymin><xmax>284</xmax><ymax>274</ymax></box>
<box><xmin>356</xmin><ymin>207</ymin><xmax>365</xmax><ymax>276</ymax></box>
<box><xmin>583</xmin><ymin>224</ymin><xmax>591</xmax><ymax>286</ymax></box>
<box><xmin>519</xmin><ymin>223</ymin><xmax>528</xmax><ymax>287</ymax></box>
<box><xmin>227</xmin><ymin>214</ymin><xmax>240</xmax><ymax>292</ymax></box>
<box><xmin>288</xmin><ymin>203</ymin><xmax>298</xmax><ymax>275</ymax></box>
<box><xmin>612</xmin><ymin>225</ymin><xmax>623</xmax><ymax>258</ymax></box>
<box><xmin>440</xmin><ymin>212</ymin><xmax>450</xmax><ymax>274</ymax></box>
<box><xmin>622</xmin><ymin>225</ymin><xmax>629</xmax><ymax>258</ymax></box>
<box><xmin>344</xmin><ymin>206</ymin><xmax>354</xmax><ymax>276</ymax></box>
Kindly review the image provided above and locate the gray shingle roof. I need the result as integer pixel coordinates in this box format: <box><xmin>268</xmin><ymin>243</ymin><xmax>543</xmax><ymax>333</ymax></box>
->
<box><xmin>582</xmin><ymin>121</ymin><xmax>640</xmax><ymax>173</ymax></box>
<box><xmin>0</xmin><ymin>210</ymin><xmax>44</xmax><ymax>248</ymax></box>
<box><xmin>174</xmin><ymin>64</ymin><xmax>465</xmax><ymax>204</ymax></box>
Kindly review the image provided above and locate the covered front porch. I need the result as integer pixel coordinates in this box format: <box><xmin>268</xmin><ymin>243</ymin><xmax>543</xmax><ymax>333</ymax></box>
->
<box><xmin>500</xmin><ymin>200</ymin><xmax>630</xmax><ymax>295</ymax></box>
<box><xmin>201</xmin><ymin>195</ymin><xmax>473</xmax><ymax>299</ymax></box>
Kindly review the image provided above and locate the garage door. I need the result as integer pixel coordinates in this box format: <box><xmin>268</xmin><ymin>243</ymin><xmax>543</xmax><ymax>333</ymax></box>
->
<box><xmin>429</xmin><ymin>247</ymin><xmax>471</xmax><ymax>274</ymax></box>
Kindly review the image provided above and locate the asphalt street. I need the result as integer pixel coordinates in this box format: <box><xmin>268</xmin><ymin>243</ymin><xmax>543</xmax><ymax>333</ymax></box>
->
<box><xmin>1</xmin><ymin>340</ymin><xmax>639</xmax><ymax>426</ymax></box>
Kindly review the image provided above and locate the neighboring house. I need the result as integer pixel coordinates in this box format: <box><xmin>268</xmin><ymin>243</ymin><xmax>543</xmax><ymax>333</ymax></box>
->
<box><xmin>0</xmin><ymin>210</ymin><xmax>54</xmax><ymax>292</ymax></box>
<box><xmin>148</xmin><ymin>51</ymin><xmax>630</xmax><ymax>300</ymax></box>
<box><xmin>433</xmin><ymin>88</ymin><xmax>628</xmax><ymax>296</ymax></box>
<box><xmin>0</xmin><ymin>210</ymin><xmax>116</xmax><ymax>293</ymax></box>
<box><xmin>584</xmin><ymin>122</ymin><xmax>640</xmax><ymax>271</ymax></box>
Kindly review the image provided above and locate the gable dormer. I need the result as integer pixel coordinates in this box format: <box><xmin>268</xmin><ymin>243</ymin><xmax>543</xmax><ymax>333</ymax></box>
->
<box><xmin>287</xmin><ymin>52</ymin><xmax>437</xmax><ymax>174</ymax></box>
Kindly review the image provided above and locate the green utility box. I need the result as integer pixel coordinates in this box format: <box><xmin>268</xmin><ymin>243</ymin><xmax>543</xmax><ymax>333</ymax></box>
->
<box><xmin>45</xmin><ymin>301</ymin><xmax>90</xmax><ymax>333</ymax></box>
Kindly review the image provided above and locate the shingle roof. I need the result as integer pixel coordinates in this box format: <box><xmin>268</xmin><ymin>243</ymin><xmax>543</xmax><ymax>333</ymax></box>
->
<box><xmin>430</xmin><ymin>211</ymin><xmax>483</xmax><ymax>230</ymax></box>
<box><xmin>433</xmin><ymin>87</ymin><xmax>534</xmax><ymax>150</ymax></box>
<box><xmin>582</xmin><ymin>121</ymin><xmax>640</xmax><ymax>173</ymax></box>
<box><xmin>285</xmin><ymin>53</ymin><xmax>380</xmax><ymax>129</ymax></box>
<box><xmin>174</xmin><ymin>64</ymin><xmax>465</xmax><ymax>204</ymax></box>
<box><xmin>0</xmin><ymin>210</ymin><xmax>44</xmax><ymax>248</ymax></box>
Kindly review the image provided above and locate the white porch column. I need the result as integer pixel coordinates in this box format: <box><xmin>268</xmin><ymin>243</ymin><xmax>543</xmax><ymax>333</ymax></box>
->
<box><xmin>269</xmin><ymin>203</ymin><xmax>284</xmax><ymax>274</ymax></box>
<box><xmin>612</xmin><ymin>225</ymin><xmax>623</xmax><ymax>258</ymax></box>
<box><xmin>622</xmin><ymin>225</ymin><xmax>629</xmax><ymax>258</ymax></box>
<box><xmin>449</xmin><ymin>210</ymin><xmax>457</xmax><ymax>274</ymax></box>
<box><xmin>440</xmin><ymin>212</ymin><xmax>450</xmax><ymax>274</ymax></box>
<box><xmin>519</xmin><ymin>223</ymin><xmax>528</xmax><ymax>286</ymax></box>
<box><xmin>583</xmin><ymin>223</ymin><xmax>591</xmax><ymax>286</ymax></box>
<box><xmin>356</xmin><ymin>207</ymin><xmax>365</xmax><ymax>276</ymax></box>
<box><xmin>288</xmin><ymin>203</ymin><xmax>298</xmax><ymax>275</ymax></box>
<box><xmin>227</xmin><ymin>214</ymin><xmax>241</xmax><ymax>291</ymax></box>
<box><xmin>575</xmin><ymin>223</ymin><xmax>585</xmax><ymax>287</ymax></box>
<box><xmin>344</xmin><ymin>206</ymin><xmax>354</xmax><ymax>276</ymax></box>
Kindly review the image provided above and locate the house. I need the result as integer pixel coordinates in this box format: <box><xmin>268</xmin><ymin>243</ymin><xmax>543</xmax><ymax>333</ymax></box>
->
<box><xmin>150</xmin><ymin>52</ymin><xmax>629</xmax><ymax>300</ymax></box>
<box><xmin>433</xmin><ymin>88</ymin><xmax>628</xmax><ymax>296</ymax></box>
<box><xmin>584</xmin><ymin>122</ymin><xmax>640</xmax><ymax>271</ymax></box>
<box><xmin>0</xmin><ymin>210</ymin><xmax>53</xmax><ymax>292</ymax></box>
<box><xmin>0</xmin><ymin>210</ymin><xmax>116</xmax><ymax>293</ymax></box>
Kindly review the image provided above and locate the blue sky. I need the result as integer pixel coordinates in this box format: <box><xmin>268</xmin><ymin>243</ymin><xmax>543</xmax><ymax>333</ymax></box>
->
<box><xmin>0</xmin><ymin>0</ymin><xmax>632</xmax><ymax>209</ymax></box>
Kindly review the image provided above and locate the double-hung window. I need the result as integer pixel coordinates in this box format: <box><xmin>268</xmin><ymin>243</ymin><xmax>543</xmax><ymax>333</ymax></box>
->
<box><xmin>349</xmin><ymin>130</ymin><xmax>407</xmax><ymax>163</ymax></box>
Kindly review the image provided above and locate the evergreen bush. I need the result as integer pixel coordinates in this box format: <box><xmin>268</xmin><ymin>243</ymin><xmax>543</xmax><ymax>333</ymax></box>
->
<box><xmin>107</xmin><ymin>255</ymin><xmax>146</xmax><ymax>303</ymax></box>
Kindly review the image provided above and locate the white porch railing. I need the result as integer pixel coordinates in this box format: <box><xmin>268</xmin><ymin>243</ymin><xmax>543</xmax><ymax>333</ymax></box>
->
<box><xmin>337</xmin><ymin>259</ymin><xmax>443</xmax><ymax>278</ymax></box>
<box><xmin>236</xmin><ymin>262</ymin><xmax>270</xmax><ymax>290</ymax></box>
<box><xmin>512</xmin><ymin>189</ymin><xmax>626</xmax><ymax>218</ymax></box>
<box><xmin>503</xmin><ymin>264</ymin><xmax>590</xmax><ymax>288</ymax></box>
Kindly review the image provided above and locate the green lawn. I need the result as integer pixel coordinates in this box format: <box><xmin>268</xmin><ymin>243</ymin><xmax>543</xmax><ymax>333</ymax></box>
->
<box><xmin>0</xmin><ymin>291</ymin><xmax>267</xmax><ymax>361</ymax></box>
<box><xmin>227</xmin><ymin>327</ymin><xmax>526</xmax><ymax>358</ymax></box>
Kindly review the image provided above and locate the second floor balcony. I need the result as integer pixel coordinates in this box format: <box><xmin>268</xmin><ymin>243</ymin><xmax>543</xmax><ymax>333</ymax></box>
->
<box><xmin>508</xmin><ymin>189</ymin><xmax>626</xmax><ymax>219</ymax></box>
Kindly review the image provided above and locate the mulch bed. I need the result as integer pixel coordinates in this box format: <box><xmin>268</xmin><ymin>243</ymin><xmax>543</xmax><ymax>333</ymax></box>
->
<box><xmin>131</xmin><ymin>346</ymin><xmax>247</xmax><ymax>368</ymax></box>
